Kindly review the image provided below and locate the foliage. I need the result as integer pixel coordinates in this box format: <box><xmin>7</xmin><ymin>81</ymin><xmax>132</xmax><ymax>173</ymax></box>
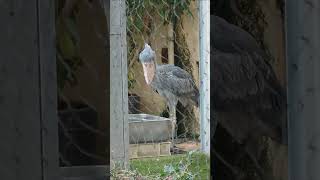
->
<box><xmin>55</xmin><ymin>0</ymin><xmax>83</xmax><ymax>89</ymax></box>
<box><xmin>212</xmin><ymin>0</ymin><xmax>274</xmax><ymax>63</ymax></box>
<box><xmin>126</xmin><ymin>0</ymin><xmax>193</xmax><ymax>31</ymax></box>
<box><xmin>128</xmin><ymin>70</ymin><xmax>137</xmax><ymax>90</ymax></box>
<box><xmin>125</xmin><ymin>0</ymin><xmax>194</xmax><ymax>90</ymax></box>
<box><xmin>128</xmin><ymin>151</ymin><xmax>210</xmax><ymax>180</ymax></box>
<box><xmin>110</xmin><ymin>165</ymin><xmax>145</xmax><ymax>180</ymax></box>
<box><xmin>161</xmin><ymin>151</ymin><xmax>200</xmax><ymax>179</ymax></box>
<box><xmin>236</xmin><ymin>0</ymin><xmax>268</xmax><ymax>50</ymax></box>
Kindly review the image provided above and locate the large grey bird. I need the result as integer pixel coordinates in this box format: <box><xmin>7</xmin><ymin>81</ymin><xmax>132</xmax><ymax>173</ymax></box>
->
<box><xmin>211</xmin><ymin>15</ymin><xmax>286</xmax><ymax>180</ymax></box>
<box><xmin>139</xmin><ymin>43</ymin><xmax>199</xmax><ymax>148</ymax></box>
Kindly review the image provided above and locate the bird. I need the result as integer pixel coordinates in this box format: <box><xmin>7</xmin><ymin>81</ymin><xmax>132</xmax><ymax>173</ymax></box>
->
<box><xmin>211</xmin><ymin>15</ymin><xmax>287</xmax><ymax>179</ymax></box>
<box><xmin>213</xmin><ymin>0</ymin><xmax>246</xmax><ymax>21</ymax></box>
<box><xmin>138</xmin><ymin>43</ymin><xmax>199</xmax><ymax>149</ymax></box>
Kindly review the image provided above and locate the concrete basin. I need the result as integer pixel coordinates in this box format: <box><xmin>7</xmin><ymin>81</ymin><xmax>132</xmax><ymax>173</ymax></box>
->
<box><xmin>128</xmin><ymin>114</ymin><xmax>172</xmax><ymax>144</ymax></box>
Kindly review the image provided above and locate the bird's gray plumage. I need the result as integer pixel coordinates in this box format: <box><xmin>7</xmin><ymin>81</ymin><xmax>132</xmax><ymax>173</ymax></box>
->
<box><xmin>139</xmin><ymin>43</ymin><xmax>199</xmax><ymax>110</ymax></box>
<box><xmin>139</xmin><ymin>43</ymin><xmax>155</xmax><ymax>63</ymax></box>
<box><xmin>139</xmin><ymin>43</ymin><xmax>199</xmax><ymax>149</ymax></box>
<box><xmin>211</xmin><ymin>15</ymin><xmax>287</xmax><ymax>179</ymax></box>
<box><xmin>212</xmin><ymin>15</ymin><xmax>266</xmax><ymax>56</ymax></box>
<box><xmin>211</xmin><ymin>15</ymin><xmax>286</xmax><ymax>143</ymax></box>
<box><xmin>150</xmin><ymin>64</ymin><xmax>199</xmax><ymax>108</ymax></box>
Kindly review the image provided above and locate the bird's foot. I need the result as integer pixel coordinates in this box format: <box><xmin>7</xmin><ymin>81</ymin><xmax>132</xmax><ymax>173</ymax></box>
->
<box><xmin>171</xmin><ymin>118</ymin><xmax>177</xmax><ymax>125</ymax></box>
<box><xmin>170</xmin><ymin>145</ymin><xmax>184</xmax><ymax>154</ymax></box>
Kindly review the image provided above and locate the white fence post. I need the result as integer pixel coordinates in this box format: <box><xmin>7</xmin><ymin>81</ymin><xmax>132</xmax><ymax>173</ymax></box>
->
<box><xmin>199</xmin><ymin>0</ymin><xmax>210</xmax><ymax>155</ymax></box>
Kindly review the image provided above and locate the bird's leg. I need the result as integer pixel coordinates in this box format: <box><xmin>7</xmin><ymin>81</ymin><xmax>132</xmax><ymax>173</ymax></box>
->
<box><xmin>173</xmin><ymin>105</ymin><xmax>177</xmax><ymax>143</ymax></box>
<box><xmin>169</xmin><ymin>104</ymin><xmax>177</xmax><ymax>149</ymax></box>
<box><xmin>212</xmin><ymin>149</ymin><xmax>245</xmax><ymax>180</ymax></box>
<box><xmin>244</xmin><ymin>141</ymin><xmax>265</xmax><ymax>180</ymax></box>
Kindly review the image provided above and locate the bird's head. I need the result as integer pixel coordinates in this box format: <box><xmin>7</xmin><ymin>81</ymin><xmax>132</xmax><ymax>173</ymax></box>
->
<box><xmin>139</xmin><ymin>43</ymin><xmax>155</xmax><ymax>63</ymax></box>
<box><xmin>139</xmin><ymin>43</ymin><xmax>156</xmax><ymax>85</ymax></box>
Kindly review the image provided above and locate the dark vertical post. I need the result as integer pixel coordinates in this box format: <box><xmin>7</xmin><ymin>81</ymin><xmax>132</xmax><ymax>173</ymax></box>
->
<box><xmin>0</xmin><ymin>1</ymin><xmax>42</xmax><ymax>179</ymax></box>
<box><xmin>286</xmin><ymin>0</ymin><xmax>320</xmax><ymax>179</ymax></box>
<box><xmin>37</xmin><ymin>0</ymin><xmax>59</xmax><ymax>179</ymax></box>
<box><xmin>0</xmin><ymin>1</ymin><xmax>58</xmax><ymax>179</ymax></box>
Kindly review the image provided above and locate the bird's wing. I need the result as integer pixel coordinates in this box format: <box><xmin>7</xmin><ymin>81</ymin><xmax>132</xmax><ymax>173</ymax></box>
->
<box><xmin>211</xmin><ymin>15</ymin><xmax>266</xmax><ymax>57</ymax></box>
<box><xmin>211</xmin><ymin>15</ymin><xmax>286</xmax><ymax>143</ymax></box>
<box><xmin>156</xmin><ymin>65</ymin><xmax>199</xmax><ymax>97</ymax></box>
<box><xmin>212</xmin><ymin>50</ymin><xmax>285</xmax><ymax>115</ymax></box>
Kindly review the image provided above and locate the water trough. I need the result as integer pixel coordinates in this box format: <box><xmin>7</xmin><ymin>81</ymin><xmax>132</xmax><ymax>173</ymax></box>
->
<box><xmin>128</xmin><ymin>113</ymin><xmax>172</xmax><ymax>144</ymax></box>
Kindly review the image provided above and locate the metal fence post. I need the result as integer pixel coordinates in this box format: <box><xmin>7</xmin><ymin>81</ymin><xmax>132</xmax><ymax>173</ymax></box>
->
<box><xmin>199</xmin><ymin>0</ymin><xmax>210</xmax><ymax>155</ymax></box>
<box><xmin>286</xmin><ymin>0</ymin><xmax>320</xmax><ymax>179</ymax></box>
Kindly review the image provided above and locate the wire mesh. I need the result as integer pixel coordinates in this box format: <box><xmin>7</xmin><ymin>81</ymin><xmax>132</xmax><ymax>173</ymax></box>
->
<box><xmin>211</xmin><ymin>1</ymin><xmax>288</xmax><ymax>180</ymax></box>
<box><xmin>55</xmin><ymin>0</ymin><xmax>210</xmax><ymax>177</ymax></box>
<box><xmin>55</xmin><ymin>0</ymin><xmax>109</xmax><ymax>167</ymax></box>
<box><xmin>125</xmin><ymin>0</ymin><xmax>210</xmax><ymax>179</ymax></box>
<box><xmin>127</xmin><ymin>0</ymin><xmax>200</xmax><ymax>141</ymax></box>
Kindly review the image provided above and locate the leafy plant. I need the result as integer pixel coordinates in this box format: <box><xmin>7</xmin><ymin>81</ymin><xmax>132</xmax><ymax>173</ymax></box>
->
<box><xmin>110</xmin><ymin>166</ymin><xmax>145</xmax><ymax>180</ymax></box>
<box><xmin>127</xmin><ymin>151</ymin><xmax>210</xmax><ymax>180</ymax></box>
<box><xmin>128</xmin><ymin>70</ymin><xmax>137</xmax><ymax>90</ymax></box>
<box><xmin>160</xmin><ymin>151</ymin><xmax>198</xmax><ymax>180</ymax></box>
<box><xmin>55</xmin><ymin>0</ymin><xmax>83</xmax><ymax>89</ymax></box>
<box><xmin>125</xmin><ymin>0</ymin><xmax>194</xmax><ymax>90</ymax></box>
<box><xmin>126</xmin><ymin>0</ymin><xmax>193</xmax><ymax>30</ymax></box>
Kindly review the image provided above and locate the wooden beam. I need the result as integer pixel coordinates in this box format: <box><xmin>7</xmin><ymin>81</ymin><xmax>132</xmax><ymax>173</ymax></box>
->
<box><xmin>61</xmin><ymin>165</ymin><xmax>109</xmax><ymax>180</ymax></box>
<box><xmin>37</xmin><ymin>0</ymin><xmax>60</xmax><ymax>179</ymax></box>
<box><xmin>0</xmin><ymin>1</ymin><xmax>42</xmax><ymax>179</ymax></box>
<box><xmin>106</xmin><ymin>0</ymin><xmax>129</xmax><ymax>169</ymax></box>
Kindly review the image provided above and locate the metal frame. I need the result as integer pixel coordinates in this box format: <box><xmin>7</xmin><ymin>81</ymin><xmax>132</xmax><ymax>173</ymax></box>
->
<box><xmin>286</xmin><ymin>0</ymin><xmax>320</xmax><ymax>180</ymax></box>
<box><xmin>0</xmin><ymin>0</ymin><xmax>59</xmax><ymax>179</ymax></box>
<box><xmin>0</xmin><ymin>0</ymin><xmax>128</xmax><ymax>179</ymax></box>
<box><xmin>199</xmin><ymin>0</ymin><xmax>211</xmax><ymax>155</ymax></box>
<box><xmin>61</xmin><ymin>166</ymin><xmax>109</xmax><ymax>180</ymax></box>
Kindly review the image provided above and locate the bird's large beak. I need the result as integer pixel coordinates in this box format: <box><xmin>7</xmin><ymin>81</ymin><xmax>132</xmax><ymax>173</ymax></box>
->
<box><xmin>142</xmin><ymin>62</ymin><xmax>155</xmax><ymax>85</ymax></box>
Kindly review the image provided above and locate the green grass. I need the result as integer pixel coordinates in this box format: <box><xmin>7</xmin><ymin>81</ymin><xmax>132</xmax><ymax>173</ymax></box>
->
<box><xmin>130</xmin><ymin>151</ymin><xmax>210</xmax><ymax>179</ymax></box>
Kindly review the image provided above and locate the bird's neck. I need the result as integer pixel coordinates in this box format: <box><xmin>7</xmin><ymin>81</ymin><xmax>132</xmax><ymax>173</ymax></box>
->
<box><xmin>153</xmin><ymin>60</ymin><xmax>158</xmax><ymax>69</ymax></box>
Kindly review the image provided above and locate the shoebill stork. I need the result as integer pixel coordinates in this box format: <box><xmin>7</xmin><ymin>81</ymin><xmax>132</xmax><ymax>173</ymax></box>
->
<box><xmin>211</xmin><ymin>15</ymin><xmax>287</xmax><ymax>179</ymax></box>
<box><xmin>139</xmin><ymin>43</ymin><xmax>199</xmax><ymax>148</ymax></box>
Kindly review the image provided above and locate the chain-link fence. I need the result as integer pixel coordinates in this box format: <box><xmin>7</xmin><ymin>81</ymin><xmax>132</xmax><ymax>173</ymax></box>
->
<box><xmin>211</xmin><ymin>1</ymin><xmax>288</xmax><ymax>180</ymax></box>
<box><xmin>125</xmin><ymin>0</ymin><xmax>210</xmax><ymax>179</ymax></box>
<box><xmin>55</xmin><ymin>0</ymin><xmax>109</xmax><ymax>167</ymax></box>
<box><xmin>55</xmin><ymin>0</ymin><xmax>209</xmax><ymax>178</ymax></box>
<box><xmin>126</xmin><ymin>0</ymin><xmax>200</xmax><ymax>143</ymax></box>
